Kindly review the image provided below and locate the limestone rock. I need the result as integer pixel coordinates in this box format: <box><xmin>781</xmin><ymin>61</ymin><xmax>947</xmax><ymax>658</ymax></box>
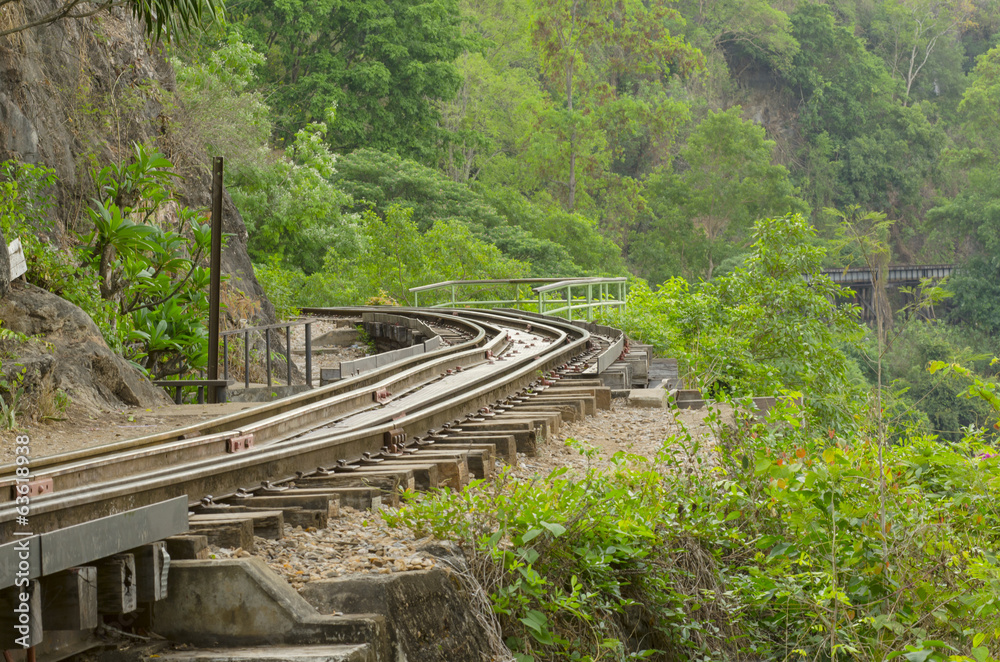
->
<box><xmin>0</xmin><ymin>283</ymin><xmax>169</xmax><ymax>412</ymax></box>
<box><xmin>0</xmin><ymin>0</ymin><xmax>278</xmax><ymax>329</ymax></box>
<box><xmin>301</xmin><ymin>567</ymin><xmax>491</xmax><ymax>662</ymax></box>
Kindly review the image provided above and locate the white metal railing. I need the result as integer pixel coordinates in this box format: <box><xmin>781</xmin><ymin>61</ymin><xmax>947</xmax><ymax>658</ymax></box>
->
<box><xmin>409</xmin><ymin>277</ymin><xmax>627</xmax><ymax>321</ymax></box>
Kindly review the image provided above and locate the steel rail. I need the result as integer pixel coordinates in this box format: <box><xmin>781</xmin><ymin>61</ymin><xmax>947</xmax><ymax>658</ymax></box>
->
<box><xmin>0</xmin><ymin>316</ymin><xmax>509</xmax><ymax>502</ymax></box>
<box><xmin>0</xmin><ymin>309</ymin><xmax>592</xmax><ymax>541</ymax></box>
<box><xmin>0</xmin><ymin>309</ymin><xmax>488</xmax><ymax>482</ymax></box>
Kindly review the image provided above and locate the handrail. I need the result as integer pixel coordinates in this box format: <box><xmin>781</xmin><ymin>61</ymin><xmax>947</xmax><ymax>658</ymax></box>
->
<box><xmin>533</xmin><ymin>277</ymin><xmax>627</xmax><ymax>293</ymax></box>
<box><xmin>409</xmin><ymin>278</ymin><xmax>575</xmax><ymax>293</ymax></box>
<box><xmin>219</xmin><ymin>318</ymin><xmax>317</xmax><ymax>392</ymax></box>
<box><xmin>410</xmin><ymin>276</ymin><xmax>627</xmax><ymax>321</ymax></box>
<box><xmin>219</xmin><ymin>318</ymin><xmax>318</xmax><ymax>337</ymax></box>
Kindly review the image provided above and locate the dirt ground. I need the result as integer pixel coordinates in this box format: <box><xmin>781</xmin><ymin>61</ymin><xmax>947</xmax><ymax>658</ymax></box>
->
<box><xmin>0</xmin><ymin>401</ymin><xmax>273</xmax><ymax>464</ymax></box>
<box><xmin>0</xmin><ymin>316</ymin><xmax>371</xmax><ymax>464</ymax></box>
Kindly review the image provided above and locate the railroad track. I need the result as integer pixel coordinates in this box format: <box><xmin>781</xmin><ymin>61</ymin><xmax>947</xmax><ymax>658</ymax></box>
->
<box><xmin>0</xmin><ymin>307</ymin><xmax>622</xmax><ymax>579</ymax></box>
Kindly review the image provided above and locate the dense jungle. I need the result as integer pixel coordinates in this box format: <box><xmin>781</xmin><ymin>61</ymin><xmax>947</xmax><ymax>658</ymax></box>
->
<box><xmin>1</xmin><ymin>0</ymin><xmax>1000</xmax><ymax>657</ymax></box>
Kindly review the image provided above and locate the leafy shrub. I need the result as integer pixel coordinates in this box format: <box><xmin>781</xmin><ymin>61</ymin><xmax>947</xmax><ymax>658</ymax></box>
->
<box><xmin>0</xmin><ymin>161</ymin><xmax>130</xmax><ymax>351</ymax></box>
<box><xmin>604</xmin><ymin>213</ymin><xmax>865</xmax><ymax>426</ymax></box>
<box><xmin>724</xmin><ymin>396</ymin><xmax>1000</xmax><ymax>662</ymax></box>
<box><xmin>389</xmin><ymin>432</ymin><xmax>761</xmax><ymax>661</ymax></box>
<box><xmin>390</xmin><ymin>392</ymin><xmax>1000</xmax><ymax>661</ymax></box>
<box><xmin>253</xmin><ymin>256</ymin><xmax>303</xmax><ymax>320</ymax></box>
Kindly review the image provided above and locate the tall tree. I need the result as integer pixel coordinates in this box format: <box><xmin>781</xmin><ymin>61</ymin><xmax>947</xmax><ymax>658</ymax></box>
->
<box><xmin>643</xmin><ymin>107</ymin><xmax>807</xmax><ymax>279</ymax></box>
<box><xmin>869</xmin><ymin>0</ymin><xmax>975</xmax><ymax>105</ymax></box>
<box><xmin>239</xmin><ymin>0</ymin><xmax>468</xmax><ymax>161</ymax></box>
<box><xmin>529</xmin><ymin>0</ymin><xmax>700</xmax><ymax>211</ymax></box>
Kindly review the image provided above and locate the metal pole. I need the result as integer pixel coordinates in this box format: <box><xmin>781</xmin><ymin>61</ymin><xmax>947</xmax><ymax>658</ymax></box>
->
<box><xmin>587</xmin><ymin>284</ymin><xmax>592</xmax><ymax>321</ymax></box>
<box><xmin>305</xmin><ymin>322</ymin><xmax>313</xmax><ymax>387</ymax></box>
<box><xmin>243</xmin><ymin>330</ymin><xmax>250</xmax><ymax>390</ymax></box>
<box><xmin>285</xmin><ymin>325</ymin><xmax>292</xmax><ymax>385</ymax></box>
<box><xmin>207</xmin><ymin>157</ymin><xmax>224</xmax><ymax>403</ymax></box>
<box><xmin>265</xmin><ymin>328</ymin><xmax>272</xmax><ymax>389</ymax></box>
<box><xmin>566</xmin><ymin>285</ymin><xmax>572</xmax><ymax>320</ymax></box>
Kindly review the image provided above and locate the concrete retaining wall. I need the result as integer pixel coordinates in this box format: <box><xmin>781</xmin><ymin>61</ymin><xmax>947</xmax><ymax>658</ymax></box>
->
<box><xmin>333</xmin><ymin>314</ymin><xmax>443</xmax><ymax>381</ymax></box>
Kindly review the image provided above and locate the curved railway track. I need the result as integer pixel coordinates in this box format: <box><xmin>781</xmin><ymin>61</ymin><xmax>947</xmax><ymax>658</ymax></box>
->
<box><xmin>0</xmin><ymin>308</ymin><xmax>621</xmax><ymax>555</ymax></box>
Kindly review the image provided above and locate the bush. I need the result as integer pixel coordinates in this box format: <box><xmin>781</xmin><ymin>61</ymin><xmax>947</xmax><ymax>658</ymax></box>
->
<box><xmin>389</xmin><ymin>394</ymin><xmax>1000</xmax><ymax>662</ymax></box>
<box><xmin>603</xmin><ymin>214</ymin><xmax>865</xmax><ymax>426</ymax></box>
<box><xmin>388</xmin><ymin>435</ymin><xmax>757</xmax><ymax>661</ymax></box>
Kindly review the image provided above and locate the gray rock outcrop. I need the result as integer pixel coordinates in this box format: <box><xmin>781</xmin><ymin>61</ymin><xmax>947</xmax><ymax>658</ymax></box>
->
<box><xmin>0</xmin><ymin>283</ymin><xmax>169</xmax><ymax>411</ymax></box>
<box><xmin>0</xmin><ymin>0</ymin><xmax>276</xmax><ymax>325</ymax></box>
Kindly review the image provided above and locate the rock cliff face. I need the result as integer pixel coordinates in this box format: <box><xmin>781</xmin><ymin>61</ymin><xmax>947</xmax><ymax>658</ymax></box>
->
<box><xmin>0</xmin><ymin>0</ymin><xmax>275</xmax><ymax>321</ymax></box>
<box><xmin>0</xmin><ymin>4</ymin><xmax>280</xmax><ymax>412</ymax></box>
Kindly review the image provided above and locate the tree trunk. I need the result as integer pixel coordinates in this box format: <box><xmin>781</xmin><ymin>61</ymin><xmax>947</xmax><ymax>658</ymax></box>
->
<box><xmin>0</xmin><ymin>225</ymin><xmax>9</xmax><ymax>298</ymax></box>
<box><xmin>566</xmin><ymin>59</ymin><xmax>576</xmax><ymax>211</ymax></box>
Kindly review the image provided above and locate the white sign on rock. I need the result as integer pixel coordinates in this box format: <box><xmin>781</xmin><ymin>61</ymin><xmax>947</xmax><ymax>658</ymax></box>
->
<box><xmin>8</xmin><ymin>238</ymin><xmax>26</xmax><ymax>280</ymax></box>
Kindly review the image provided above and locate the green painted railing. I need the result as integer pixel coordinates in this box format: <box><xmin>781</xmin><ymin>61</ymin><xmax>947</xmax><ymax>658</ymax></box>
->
<box><xmin>409</xmin><ymin>277</ymin><xmax>627</xmax><ymax>321</ymax></box>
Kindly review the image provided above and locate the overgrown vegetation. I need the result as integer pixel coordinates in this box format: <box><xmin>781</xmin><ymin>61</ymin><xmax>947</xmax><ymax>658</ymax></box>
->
<box><xmin>4</xmin><ymin>0</ymin><xmax>1000</xmax><ymax>653</ymax></box>
<box><xmin>0</xmin><ymin>145</ymin><xmax>219</xmax><ymax>379</ymax></box>
<box><xmin>391</xmin><ymin>390</ymin><xmax>1000</xmax><ymax>661</ymax></box>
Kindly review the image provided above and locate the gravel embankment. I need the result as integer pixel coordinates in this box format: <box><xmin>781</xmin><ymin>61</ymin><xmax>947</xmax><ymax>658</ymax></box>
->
<box><xmin>212</xmin><ymin>399</ymin><xmax>729</xmax><ymax>586</ymax></box>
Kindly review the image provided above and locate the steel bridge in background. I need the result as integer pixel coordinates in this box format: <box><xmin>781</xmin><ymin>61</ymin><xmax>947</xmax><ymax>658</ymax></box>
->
<box><xmin>820</xmin><ymin>264</ymin><xmax>954</xmax><ymax>320</ymax></box>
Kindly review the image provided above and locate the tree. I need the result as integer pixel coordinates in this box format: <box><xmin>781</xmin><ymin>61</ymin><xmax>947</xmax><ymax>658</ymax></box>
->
<box><xmin>80</xmin><ymin>144</ymin><xmax>215</xmax><ymax>377</ymax></box>
<box><xmin>232</xmin><ymin>121</ymin><xmax>354</xmax><ymax>274</ymax></box>
<box><xmin>0</xmin><ymin>0</ymin><xmax>219</xmax><ymax>40</ymax></box>
<box><xmin>784</xmin><ymin>3</ymin><xmax>944</xmax><ymax>226</ymax></box>
<box><xmin>238</xmin><ymin>0</ymin><xmax>467</xmax><ymax>161</ymax></box>
<box><xmin>676</xmin><ymin>0</ymin><xmax>800</xmax><ymax>71</ymax></box>
<box><xmin>438</xmin><ymin>53</ymin><xmax>548</xmax><ymax>182</ymax></box>
<box><xmin>650</xmin><ymin>107</ymin><xmax>807</xmax><ymax>279</ymax></box>
<box><xmin>927</xmin><ymin>47</ymin><xmax>1000</xmax><ymax>280</ymax></box>
<box><xmin>322</xmin><ymin>206</ymin><xmax>529</xmax><ymax>304</ymax></box>
<box><xmin>334</xmin><ymin>149</ymin><xmax>505</xmax><ymax>232</ymax></box>
<box><xmin>869</xmin><ymin>0</ymin><xmax>975</xmax><ymax>105</ymax></box>
<box><xmin>529</xmin><ymin>0</ymin><xmax>700</xmax><ymax>211</ymax></box>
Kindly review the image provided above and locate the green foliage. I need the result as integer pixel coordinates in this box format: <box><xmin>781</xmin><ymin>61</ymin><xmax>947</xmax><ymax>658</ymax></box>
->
<box><xmin>129</xmin><ymin>0</ymin><xmax>221</xmax><ymax>43</ymax></box>
<box><xmin>676</xmin><ymin>0</ymin><xmax>800</xmax><ymax>72</ymax></box>
<box><xmin>237</xmin><ymin>0</ymin><xmax>468</xmax><ymax>160</ymax></box>
<box><xmin>480</xmin><ymin>186</ymin><xmax>625</xmax><ymax>275</ymax></box>
<box><xmin>321</xmin><ymin>206</ymin><xmax>530</xmax><ymax>305</ymax></box>
<box><xmin>738</xmin><ymin>398</ymin><xmax>1000</xmax><ymax>662</ymax></box>
<box><xmin>61</xmin><ymin>144</ymin><xmax>220</xmax><ymax>378</ymax></box>
<box><xmin>639</xmin><ymin>107</ymin><xmax>808</xmax><ymax>279</ymax></box>
<box><xmin>232</xmin><ymin>121</ymin><xmax>354</xmax><ymax>274</ymax></box>
<box><xmin>335</xmin><ymin>149</ymin><xmax>505</xmax><ymax>232</ymax></box>
<box><xmin>928</xmin><ymin>46</ymin><xmax>1000</xmax><ymax>265</ymax></box>
<box><xmin>948</xmin><ymin>255</ymin><xmax>1000</xmax><ymax>334</ymax></box>
<box><xmin>867</xmin><ymin>320</ymin><xmax>997</xmax><ymax>442</ymax></box>
<box><xmin>389</xmin><ymin>388</ymin><xmax>1000</xmax><ymax>661</ymax></box>
<box><xmin>0</xmin><ymin>162</ymin><xmax>128</xmax><ymax>351</ymax></box>
<box><xmin>388</xmin><ymin>439</ymin><xmax>751</xmax><ymax>661</ymax></box>
<box><xmin>253</xmin><ymin>256</ymin><xmax>302</xmax><ymax>321</ymax></box>
<box><xmin>783</xmin><ymin>3</ymin><xmax>946</xmax><ymax>222</ymax></box>
<box><xmin>606</xmin><ymin>214</ymin><xmax>864</xmax><ymax>424</ymax></box>
<box><xmin>0</xmin><ymin>0</ymin><xmax>220</xmax><ymax>42</ymax></box>
<box><xmin>0</xmin><ymin>364</ymin><xmax>26</xmax><ymax>430</ymax></box>
<box><xmin>331</xmin><ymin>149</ymin><xmax>626</xmax><ymax>279</ymax></box>
<box><xmin>171</xmin><ymin>26</ymin><xmax>272</xmax><ymax>164</ymax></box>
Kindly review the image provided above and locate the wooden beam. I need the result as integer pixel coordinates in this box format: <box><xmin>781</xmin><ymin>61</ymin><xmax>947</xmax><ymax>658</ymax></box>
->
<box><xmin>130</xmin><ymin>542</ymin><xmax>168</xmax><ymax>603</ymax></box>
<box><xmin>96</xmin><ymin>554</ymin><xmax>137</xmax><ymax>614</ymax></box>
<box><xmin>41</xmin><ymin>567</ymin><xmax>98</xmax><ymax>630</ymax></box>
